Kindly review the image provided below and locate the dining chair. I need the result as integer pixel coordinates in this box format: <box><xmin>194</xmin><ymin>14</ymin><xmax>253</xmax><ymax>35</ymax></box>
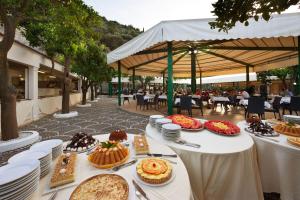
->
<box><xmin>289</xmin><ymin>96</ymin><xmax>300</xmax><ymax>115</ymax></box>
<box><xmin>265</xmin><ymin>96</ymin><xmax>282</xmax><ymax>119</ymax></box>
<box><xmin>178</xmin><ymin>96</ymin><xmax>192</xmax><ymax>116</ymax></box>
<box><xmin>136</xmin><ymin>94</ymin><xmax>146</xmax><ymax>110</ymax></box>
<box><xmin>245</xmin><ymin>97</ymin><xmax>265</xmax><ymax>119</ymax></box>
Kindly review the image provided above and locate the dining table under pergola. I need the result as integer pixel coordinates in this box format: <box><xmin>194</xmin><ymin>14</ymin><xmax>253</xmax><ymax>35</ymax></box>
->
<box><xmin>107</xmin><ymin>12</ymin><xmax>300</xmax><ymax>115</ymax></box>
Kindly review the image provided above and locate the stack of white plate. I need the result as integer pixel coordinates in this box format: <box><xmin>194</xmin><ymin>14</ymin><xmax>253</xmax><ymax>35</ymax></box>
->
<box><xmin>155</xmin><ymin>118</ymin><xmax>172</xmax><ymax>132</ymax></box>
<box><xmin>161</xmin><ymin>123</ymin><xmax>181</xmax><ymax>141</ymax></box>
<box><xmin>8</xmin><ymin>148</ymin><xmax>52</xmax><ymax>178</ymax></box>
<box><xmin>149</xmin><ymin>115</ymin><xmax>164</xmax><ymax>127</ymax></box>
<box><xmin>0</xmin><ymin>159</ymin><xmax>40</xmax><ymax>200</ymax></box>
<box><xmin>283</xmin><ymin>115</ymin><xmax>300</xmax><ymax>124</ymax></box>
<box><xmin>31</xmin><ymin>139</ymin><xmax>63</xmax><ymax>160</ymax></box>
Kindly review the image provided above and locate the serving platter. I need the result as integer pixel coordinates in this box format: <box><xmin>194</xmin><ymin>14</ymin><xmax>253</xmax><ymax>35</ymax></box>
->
<box><xmin>244</xmin><ymin>127</ymin><xmax>279</xmax><ymax>137</ymax></box>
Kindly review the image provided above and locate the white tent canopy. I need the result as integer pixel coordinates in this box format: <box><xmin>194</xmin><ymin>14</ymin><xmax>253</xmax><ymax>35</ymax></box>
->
<box><xmin>107</xmin><ymin>13</ymin><xmax>300</xmax><ymax>78</ymax></box>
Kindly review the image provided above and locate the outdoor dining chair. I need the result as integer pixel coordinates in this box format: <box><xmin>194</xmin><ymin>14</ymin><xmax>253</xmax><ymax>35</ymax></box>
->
<box><xmin>148</xmin><ymin>94</ymin><xmax>159</xmax><ymax>110</ymax></box>
<box><xmin>178</xmin><ymin>96</ymin><xmax>193</xmax><ymax>116</ymax></box>
<box><xmin>289</xmin><ymin>96</ymin><xmax>300</xmax><ymax>115</ymax></box>
<box><xmin>245</xmin><ymin>97</ymin><xmax>265</xmax><ymax>119</ymax></box>
<box><xmin>265</xmin><ymin>96</ymin><xmax>282</xmax><ymax>119</ymax></box>
<box><xmin>192</xmin><ymin>98</ymin><xmax>204</xmax><ymax>116</ymax></box>
<box><xmin>136</xmin><ymin>94</ymin><xmax>147</xmax><ymax>110</ymax></box>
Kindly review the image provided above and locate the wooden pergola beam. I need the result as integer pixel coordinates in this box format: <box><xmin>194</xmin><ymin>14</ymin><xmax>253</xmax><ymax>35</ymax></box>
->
<box><xmin>161</xmin><ymin>51</ymin><xmax>189</xmax><ymax>73</ymax></box>
<box><xmin>202</xmin><ymin>46</ymin><xmax>297</xmax><ymax>51</ymax></box>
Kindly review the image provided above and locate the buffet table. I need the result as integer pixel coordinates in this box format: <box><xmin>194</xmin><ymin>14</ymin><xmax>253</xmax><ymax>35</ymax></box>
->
<box><xmin>146</xmin><ymin>122</ymin><xmax>263</xmax><ymax>200</ymax></box>
<box><xmin>237</xmin><ymin>121</ymin><xmax>300</xmax><ymax>200</ymax></box>
<box><xmin>32</xmin><ymin>134</ymin><xmax>193</xmax><ymax>200</ymax></box>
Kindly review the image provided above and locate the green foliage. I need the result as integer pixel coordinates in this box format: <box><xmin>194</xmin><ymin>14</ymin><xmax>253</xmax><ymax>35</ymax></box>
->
<box><xmin>210</xmin><ymin>0</ymin><xmax>300</xmax><ymax>32</ymax></box>
<box><xmin>257</xmin><ymin>71</ymin><xmax>272</xmax><ymax>84</ymax></box>
<box><xmin>129</xmin><ymin>76</ymin><xmax>154</xmax><ymax>88</ymax></box>
<box><xmin>269</xmin><ymin>68</ymin><xmax>292</xmax><ymax>81</ymax></box>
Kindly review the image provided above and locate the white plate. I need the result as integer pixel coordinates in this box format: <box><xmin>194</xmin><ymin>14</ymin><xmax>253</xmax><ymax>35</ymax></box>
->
<box><xmin>162</xmin><ymin>123</ymin><xmax>181</xmax><ymax>131</ymax></box>
<box><xmin>31</xmin><ymin>139</ymin><xmax>63</xmax><ymax>151</ymax></box>
<box><xmin>149</xmin><ymin>115</ymin><xmax>164</xmax><ymax>119</ymax></box>
<box><xmin>133</xmin><ymin>165</ymin><xmax>176</xmax><ymax>187</ymax></box>
<box><xmin>8</xmin><ymin>149</ymin><xmax>51</xmax><ymax>164</ymax></box>
<box><xmin>0</xmin><ymin>160</ymin><xmax>40</xmax><ymax>186</ymax></box>
<box><xmin>156</xmin><ymin>118</ymin><xmax>172</xmax><ymax>124</ymax></box>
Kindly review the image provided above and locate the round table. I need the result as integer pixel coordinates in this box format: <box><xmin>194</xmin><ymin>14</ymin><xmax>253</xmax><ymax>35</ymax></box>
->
<box><xmin>238</xmin><ymin>121</ymin><xmax>300</xmax><ymax>200</ymax></box>
<box><xmin>146</xmin><ymin>121</ymin><xmax>263</xmax><ymax>200</ymax></box>
<box><xmin>32</xmin><ymin>134</ymin><xmax>192</xmax><ymax>200</ymax></box>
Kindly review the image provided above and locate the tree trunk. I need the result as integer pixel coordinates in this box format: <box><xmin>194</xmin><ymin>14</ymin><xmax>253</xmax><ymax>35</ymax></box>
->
<box><xmin>81</xmin><ymin>79</ymin><xmax>88</xmax><ymax>105</ymax></box>
<box><xmin>61</xmin><ymin>56</ymin><xmax>71</xmax><ymax>114</ymax></box>
<box><xmin>91</xmin><ymin>83</ymin><xmax>95</xmax><ymax>101</ymax></box>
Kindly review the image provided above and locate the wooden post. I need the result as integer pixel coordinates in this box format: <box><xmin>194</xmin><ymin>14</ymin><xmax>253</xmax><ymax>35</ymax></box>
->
<box><xmin>132</xmin><ymin>68</ymin><xmax>135</xmax><ymax>91</ymax></box>
<box><xmin>118</xmin><ymin>61</ymin><xmax>121</xmax><ymax>106</ymax></box>
<box><xmin>199</xmin><ymin>70</ymin><xmax>202</xmax><ymax>92</ymax></box>
<box><xmin>162</xmin><ymin>71</ymin><xmax>165</xmax><ymax>92</ymax></box>
<box><xmin>191</xmin><ymin>50</ymin><xmax>196</xmax><ymax>93</ymax></box>
<box><xmin>296</xmin><ymin>36</ymin><xmax>300</xmax><ymax>95</ymax></box>
<box><xmin>167</xmin><ymin>42</ymin><xmax>173</xmax><ymax>115</ymax></box>
<box><xmin>246</xmin><ymin>65</ymin><xmax>250</xmax><ymax>87</ymax></box>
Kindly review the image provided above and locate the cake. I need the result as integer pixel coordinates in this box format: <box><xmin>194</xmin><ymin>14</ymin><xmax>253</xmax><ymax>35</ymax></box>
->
<box><xmin>70</xmin><ymin>174</ymin><xmax>129</xmax><ymax>200</ymax></box>
<box><xmin>167</xmin><ymin>114</ymin><xmax>202</xmax><ymax>129</ymax></box>
<box><xmin>109</xmin><ymin>130</ymin><xmax>127</xmax><ymax>141</ymax></box>
<box><xmin>50</xmin><ymin>153</ymin><xmax>77</xmax><ymax>188</ymax></box>
<box><xmin>287</xmin><ymin>136</ymin><xmax>300</xmax><ymax>148</ymax></box>
<box><xmin>273</xmin><ymin>122</ymin><xmax>300</xmax><ymax>137</ymax></box>
<box><xmin>136</xmin><ymin>158</ymin><xmax>172</xmax><ymax>184</ymax></box>
<box><xmin>133</xmin><ymin>135</ymin><xmax>149</xmax><ymax>155</ymax></box>
<box><xmin>88</xmin><ymin>141</ymin><xmax>129</xmax><ymax>169</ymax></box>
<box><xmin>246</xmin><ymin>116</ymin><xmax>261</xmax><ymax>123</ymax></box>
<box><xmin>65</xmin><ymin>132</ymin><xmax>97</xmax><ymax>152</ymax></box>
<box><xmin>204</xmin><ymin>120</ymin><xmax>240</xmax><ymax>135</ymax></box>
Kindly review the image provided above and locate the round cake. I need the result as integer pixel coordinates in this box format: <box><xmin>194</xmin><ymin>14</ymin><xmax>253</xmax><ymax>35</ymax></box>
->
<box><xmin>88</xmin><ymin>141</ymin><xmax>129</xmax><ymax>169</ymax></box>
<box><xmin>109</xmin><ymin>130</ymin><xmax>127</xmax><ymax>141</ymax></box>
<box><xmin>273</xmin><ymin>122</ymin><xmax>300</xmax><ymax>137</ymax></box>
<box><xmin>136</xmin><ymin>158</ymin><xmax>172</xmax><ymax>184</ymax></box>
<box><xmin>246</xmin><ymin>116</ymin><xmax>261</xmax><ymax>124</ymax></box>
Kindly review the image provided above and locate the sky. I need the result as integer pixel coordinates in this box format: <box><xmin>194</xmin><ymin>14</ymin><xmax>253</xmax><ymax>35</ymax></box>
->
<box><xmin>83</xmin><ymin>0</ymin><xmax>299</xmax><ymax>30</ymax></box>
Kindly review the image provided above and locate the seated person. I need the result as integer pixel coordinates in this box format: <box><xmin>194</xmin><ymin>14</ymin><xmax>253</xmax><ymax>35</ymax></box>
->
<box><xmin>241</xmin><ymin>90</ymin><xmax>250</xmax><ymax>99</ymax></box>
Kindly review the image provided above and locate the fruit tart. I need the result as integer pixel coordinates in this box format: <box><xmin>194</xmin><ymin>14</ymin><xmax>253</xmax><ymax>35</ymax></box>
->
<box><xmin>273</xmin><ymin>122</ymin><xmax>300</xmax><ymax>137</ymax></box>
<box><xmin>167</xmin><ymin>114</ymin><xmax>202</xmax><ymax>130</ymax></box>
<box><xmin>65</xmin><ymin>132</ymin><xmax>97</xmax><ymax>152</ymax></box>
<box><xmin>88</xmin><ymin>141</ymin><xmax>129</xmax><ymax>169</ymax></box>
<box><xmin>204</xmin><ymin>120</ymin><xmax>240</xmax><ymax>136</ymax></box>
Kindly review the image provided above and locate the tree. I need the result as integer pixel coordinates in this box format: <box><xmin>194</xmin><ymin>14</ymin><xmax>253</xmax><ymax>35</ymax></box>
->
<box><xmin>210</xmin><ymin>0</ymin><xmax>300</xmax><ymax>32</ymax></box>
<box><xmin>22</xmin><ymin>0</ymin><xmax>102</xmax><ymax>114</ymax></box>
<box><xmin>130</xmin><ymin>76</ymin><xmax>154</xmax><ymax>89</ymax></box>
<box><xmin>269</xmin><ymin>67</ymin><xmax>293</xmax><ymax>89</ymax></box>
<box><xmin>257</xmin><ymin>71</ymin><xmax>272</xmax><ymax>84</ymax></box>
<box><xmin>72</xmin><ymin>41</ymin><xmax>112</xmax><ymax>104</ymax></box>
<box><xmin>0</xmin><ymin>0</ymin><xmax>69</xmax><ymax>140</ymax></box>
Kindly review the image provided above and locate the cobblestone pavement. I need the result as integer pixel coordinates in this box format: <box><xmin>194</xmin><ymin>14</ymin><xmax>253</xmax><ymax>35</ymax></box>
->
<box><xmin>1</xmin><ymin>96</ymin><xmax>148</xmax><ymax>164</ymax></box>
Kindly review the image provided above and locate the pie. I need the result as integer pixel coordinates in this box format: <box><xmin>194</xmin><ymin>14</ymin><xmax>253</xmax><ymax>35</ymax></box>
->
<box><xmin>50</xmin><ymin>153</ymin><xmax>76</xmax><ymax>188</ymax></box>
<box><xmin>287</xmin><ymin>136</ymin><xmax>300</xmax><ymax>148</ymax></box>
<box><xmin>136</xmin><ymin>158</ymin><xmax>172</xmax><ymax>184</ymax></box>
<box><xmin>167</xmin><ymin>114</ymin><xmax>202</xmax><ymax>129</ymax></box>
<box><xmin>88</xmin><ymin>141</ymin><xmax>129</xmax><ymax>169</ymax></box>
<box><xmin>133</xmin><ymin>135</ymin><xmax>149</xmax><ymax>155</ymax></box>
<box><xmin>70</xmin><ymin>174</ymin><xmax>129</xmax><ymax>200</ymax></box>
<box><xmin>204</xmin><ymin>120</ymin><xmax>240</xmax><ymax>135</ymax></box>
<box><xmin>273</xmin><ymin>122</ymin><xmax>300</xmax><ymax>137</ymax></box>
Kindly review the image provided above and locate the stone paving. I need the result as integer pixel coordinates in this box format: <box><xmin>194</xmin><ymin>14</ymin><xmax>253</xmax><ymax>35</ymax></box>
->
<box><xmin>0</xmin><ymin>96</ymin><xmax>148</xmax><ymax>164</ymax></box>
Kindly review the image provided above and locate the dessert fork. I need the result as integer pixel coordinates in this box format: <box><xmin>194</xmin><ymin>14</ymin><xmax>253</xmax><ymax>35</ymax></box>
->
<box><xmin>175</xmin><ymin>139</ymin><xmax>201</xmax><ymax>148</ymax></box>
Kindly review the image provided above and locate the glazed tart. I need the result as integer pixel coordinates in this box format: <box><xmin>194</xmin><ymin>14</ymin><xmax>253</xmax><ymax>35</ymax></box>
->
<box><xmin>136</xmin><ymin>158</ymin><xmax>172</xmax><ymax>184</ymax></box>
<box><xmin>287</xmin><ymin>136</ymin><xmax>300</xmax><ymax>148</ymax></box>
<box><xmin>273</xmin><ymin>122</ymin><xmax>300</xmax><ymax>137</ymax></box>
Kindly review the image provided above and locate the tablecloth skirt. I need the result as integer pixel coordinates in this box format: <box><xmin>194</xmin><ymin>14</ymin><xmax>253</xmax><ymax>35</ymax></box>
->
<box><xmin>172</xmin><ymin>146</ymin><xmax>264</xmax><ymax>200</ymax></box>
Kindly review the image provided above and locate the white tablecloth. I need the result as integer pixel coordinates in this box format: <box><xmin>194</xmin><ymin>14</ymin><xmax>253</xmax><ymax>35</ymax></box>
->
<box><xmin>174</xmin><ymin>98</ymin><xmax>196</xmax><ymax>105</ymax></box>
<box><xmin>211</xmin><ymin>96</ymin><xmax>230</xmax><ymax>102</ymax></box>
<box><xmin>238</xmin><ymin>121</ymin><xmax>300</xmax><ymax>200</ymax></box>
<box><xmin>121</xmin><ymin>94</ymin><xmax>134</xmax><ymax>98</ymax></box>
<box><xmin>32</xmin><ymin>134</ymin><xmax>192</xmax><ymax>200</ymax></box>
<box><xmin>280</xmin><ymin>96</ymin><xmax>291</xmax><ymax>104</ymax></box>
<box><xmin>239</xmin><ymin>99</ymin><xmax>272</xmax><ymax>109</ymax></box>
<box><xmin>146</xmin><ymin>122</ymin><xmax>263</xmax><ymax>200</ymax></box>
<box><xmin>158</xmin><ymin>95</ymin><xmax>167</xmax><ymax>100</ymax></box>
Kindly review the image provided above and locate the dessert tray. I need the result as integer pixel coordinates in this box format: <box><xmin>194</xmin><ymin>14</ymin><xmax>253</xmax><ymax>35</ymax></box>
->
<box><xmin>287</xmin><ymin>136</ymin><xmax>300</xmax><ymax>148</ymax></box>
<box><xmin>204</xmin><ymin>120</ymin><xmax>240</xmax><ymax>136</ymax></box>
<box><xmin>245</xmin><ymin>121</ymin><xmax>279</xmax><ymax>137</ymax></box>
<box><xmin>273</xmin><ymin>122</ymin><xmax>300</xmax><ymax>137</ymax></box>
<box><xmin>64</xmin><ymin>133</ymin><xmax>98</xmax><ymax>153</ymax></box>
<box><xmin>70</xmin><ymin>174</ymin><xmax>129</xmax><ymax>200</ymax></box>
<box><xmin>167</xmin><ymin>114</ymin><xmax>203</xmax><ymax>130</ymax></box>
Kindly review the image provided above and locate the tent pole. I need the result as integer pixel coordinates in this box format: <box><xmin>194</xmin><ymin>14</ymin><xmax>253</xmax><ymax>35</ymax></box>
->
<box><xmin>162</xmin><ymin>71</ymin><xmax>165</xmax><ymax>92</ymax></box>
<box><xmin>296</xmin><ymin>36</ymin><xmax>300</xmax><ymax>95</ymax></box>
<box><xmin>200</xmin><ymin>70</ymin><xmax>202</xmax><ymax>92</ymax></box>
<box><xmin>118</xmin><ymin>61</ymin><xmax>122</xmax><ymax>106</ymax></box>
<box><xmin>246</xmin><ymin>65</ymin><xmax>250</xmax><ymax>87</ymax></box>
<box><xmin>191</xmin><ymin>50</ymin><xmax>196</xmax><ymax>93</ymax></box>
<box><xmin>132</xmin><ymin>68</ymin><xmax>135</xmax><ymax>91</ymax></box>
<box><xmin>167</xmin><ymin>42</ymin><xmax>173</xmax><ymax>115</ymax></box>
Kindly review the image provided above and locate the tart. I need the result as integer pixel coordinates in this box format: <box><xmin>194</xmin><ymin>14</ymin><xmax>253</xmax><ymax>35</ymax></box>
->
<box><xmin>70</xmin><ymin>174</ymin><xmax>129</xmax><ymax>200</ymax></box>
<box><xmin>65</xmin><ymin>132</ymin><xmax>97</xmax><ymax>152</ymax></box>
<box><xmin>204</xmin><ymin>120</ymin><xmax>240</xmax><ymax>135</ymax></box>
<box><xmin>109</xmin><ymin>129</ymin><xmax>128</xmax><ymax>141</ymax></box>
<box><xmin>287</xmin><ymin>136</ymin><xmax>300</xmax><ymax>148</ymax></box>
<box><xmin>133</xmin><ymin>135</ymin><xmax>149</xmax><ymax>155</ymax></box>
<box><xmin>273</xmin><ymin>122</ymin><xmax>300</xmax><ymax>137</ymax></box>
<box><xmin>50</xmin><ymin>153</ymin><xmax>77</xmax><ymax>188</ymax></box>
<box><xmin>167</xmin><ymin>114</ymin><xmax>202</xmax><ymax>129</ymax></box>
<box><xmin>136</xmin><ymin>158</ymin><xmax>172</xmax><ymax>184</ymax></box>
<box><xmin>88</xmin><ymin>141</ymin><xmax>129</xmax><ymax>169</ymax></box>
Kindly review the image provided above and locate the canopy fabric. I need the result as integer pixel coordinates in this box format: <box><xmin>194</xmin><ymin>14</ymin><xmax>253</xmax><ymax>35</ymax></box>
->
<box><xmin>107</xmin><ymin>13</ymin><xmax>300</xmax><ymax>78</ymax></box>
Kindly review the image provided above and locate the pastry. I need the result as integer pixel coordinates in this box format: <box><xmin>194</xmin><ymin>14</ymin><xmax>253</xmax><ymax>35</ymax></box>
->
<box><xmin>273</xmin><ymin>122</ymin><xmax>300</xmax><ymax>137</ymax></box>
<box><xmin>167</xmin><ymin>114</ymin><xmax>202</xmax><ymax>129</ymax></box>
<box><xmin>287</xmin><ymin>136</ymin><xmax>300</xmax><ymax>148</ymax></box>
<box><xmin>136</xmin><ymin>158</ymin><xmax>172</xmax><ymax>184</ymax></box>
<box><xmin>65</xmin><ymin>132</ymin><xmax>97</xmax><ymax>152</ymax></box>
<box><xmin>50</xmin><ymin>153</ymin><xmax>77</xmax><ymax>188</ymax></box>
<box><xmin>246</xmin><ymin>116</ymin><xmax>261</xmax><ymax>123</ymax></box>
<box><xmin>133</xmin><ymin>135</ymin><xmax>149</xmax><ymax>155</ymax></box>
<box><xmin>70</xmin><ymin>174</ymin><xmax>129</xmax><ymax>200</ymax></box>
<box><xmin>88</xmin><ymin>141</ymin><xmax>129</xmax><ymax>169</ymax></box>
<box><xmin>109</xmin><ymin>130</ymin><xmax>128</xmax><ymax>141</ymax></box>
<box><xmin>204</xmin><ymin>120</ymin><xmax>240</xmax><ymax>135</ymax></box>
